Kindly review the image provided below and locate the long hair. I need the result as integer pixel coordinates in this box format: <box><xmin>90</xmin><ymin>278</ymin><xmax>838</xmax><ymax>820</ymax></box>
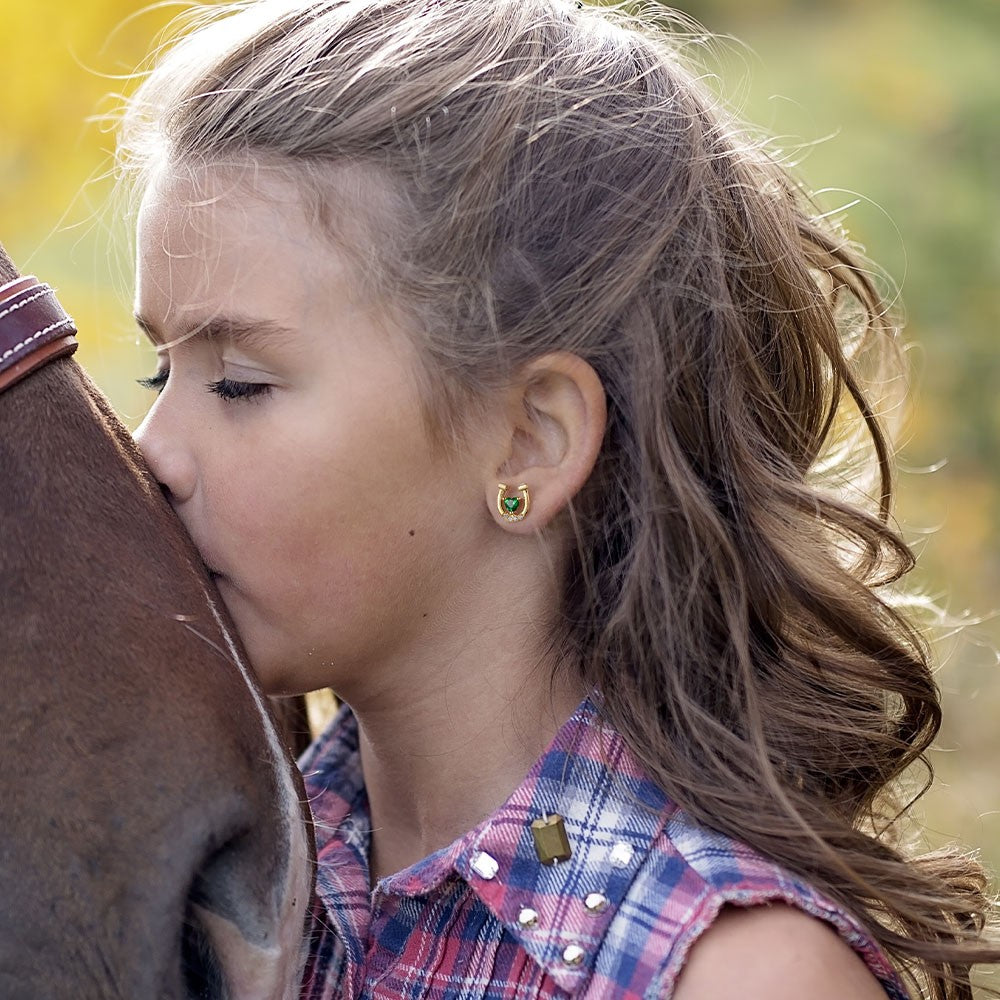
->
<box><xmin>117</xmin><ymin>2</ymin><xmax>999</xmax><ymax>994</ymax></box>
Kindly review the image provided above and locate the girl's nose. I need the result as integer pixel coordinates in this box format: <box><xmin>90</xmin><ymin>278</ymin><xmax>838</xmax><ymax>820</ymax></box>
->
<box><xmin>133</xmin><ymin>403</ymin><xmax>197</xmax><ymax>506</ymax></box>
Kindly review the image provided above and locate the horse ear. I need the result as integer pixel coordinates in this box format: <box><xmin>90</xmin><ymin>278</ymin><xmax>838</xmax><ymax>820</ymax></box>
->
<box><xmin>0</xmin><ymin>243</ymin><xmax>20</xmax><ymax>285</ymax></box>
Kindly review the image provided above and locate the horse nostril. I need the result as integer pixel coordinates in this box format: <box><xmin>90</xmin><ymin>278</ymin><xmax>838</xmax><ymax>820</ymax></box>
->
<box><xmin>181</xmin><ymin>904</ymin><xmax>225</xmax><ymax>1000</ymax></box>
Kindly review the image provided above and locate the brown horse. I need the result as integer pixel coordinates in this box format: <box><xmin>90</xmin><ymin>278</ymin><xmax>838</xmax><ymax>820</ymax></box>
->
<box><xmin>0</xmin><ymin>242</ymin><xmax>313</xmax><ymax>999</ymax></box>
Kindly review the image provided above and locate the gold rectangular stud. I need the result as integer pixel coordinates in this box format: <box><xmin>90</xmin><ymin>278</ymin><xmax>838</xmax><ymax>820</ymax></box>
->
<box><xmin>531</xmin><ymin>814</ymin><xmax>572</xmax><ymax>865</ymax></box>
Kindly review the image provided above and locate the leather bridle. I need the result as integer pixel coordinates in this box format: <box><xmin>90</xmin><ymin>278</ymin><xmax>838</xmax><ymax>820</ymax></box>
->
<box><xmin>0</xmin><ymin>275</ymin><xmax>78</xmax><ymax>395</ymax></box>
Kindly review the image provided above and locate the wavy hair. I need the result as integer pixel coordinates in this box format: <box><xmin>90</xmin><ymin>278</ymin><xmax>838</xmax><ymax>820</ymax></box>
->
<box><xmin>118</xmin><ymin>1</ymin><xmax>999</xmax><ymax>995</ymax></box>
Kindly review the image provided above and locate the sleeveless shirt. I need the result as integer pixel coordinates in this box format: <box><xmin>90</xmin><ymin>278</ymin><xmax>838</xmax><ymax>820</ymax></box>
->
<box><xmin>299</xmin><ymin>696</ymin><xmax>910</xmax><ymax>999</ymax></box>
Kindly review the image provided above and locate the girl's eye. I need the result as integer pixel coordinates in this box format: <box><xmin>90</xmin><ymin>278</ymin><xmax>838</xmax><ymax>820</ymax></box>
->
<box><xmin>206</xmin><ymin>377</ymin><xmax>272</xmax><ymax>402</ymax></box>
<box><xmin>137</xmin><ymin>369</ymin><xmax>169</xmax><ymax>393</ymax></box>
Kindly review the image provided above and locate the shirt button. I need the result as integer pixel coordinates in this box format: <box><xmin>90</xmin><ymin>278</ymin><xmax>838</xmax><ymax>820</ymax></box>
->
<box><xmin>471</xmin><ymin>851</ymin><xmax>500</xmax><ymax>880</ymax></box>
<box><xmin>609</xmin><ymin>841</ymin><xmax>634</xmax><ymax>868</ymax></box>
<box><xmin>562</xmin><ymin>944</ymin><xmax>586</xmax><ymax>966</ymax></box>
<box><xmin>517</xmin><ymin>906</ymin><xmax>539</xmax><ymax>928</ymax></box>
<box><xmin>584</xmin><ymin>891</ymin><xmax>609</xmax><ymax>913</ymax></box>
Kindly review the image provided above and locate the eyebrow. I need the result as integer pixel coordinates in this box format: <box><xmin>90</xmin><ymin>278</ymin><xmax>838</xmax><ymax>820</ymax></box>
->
<box><xmin>133</xmin><ymin>312</ymin><xmax>297</xmax><ymax>352</ymax></box>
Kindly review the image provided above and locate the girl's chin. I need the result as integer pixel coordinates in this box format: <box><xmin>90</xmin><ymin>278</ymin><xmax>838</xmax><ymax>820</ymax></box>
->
<box><xmin>248</xmin><ymin>660</ymin><xmax>296</xmax><ymax>697</ymax></box>
<box><xmin>242</xmin><ymin>641</ymin><xmax>313</xmax><ymax>697</ymax></box>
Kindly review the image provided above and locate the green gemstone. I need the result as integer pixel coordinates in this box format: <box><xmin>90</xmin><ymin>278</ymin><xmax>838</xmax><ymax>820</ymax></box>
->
<box><xmin>503</xmin><ymin>496</ymin><xmax>520</xmax><ymax>513</ymax></box>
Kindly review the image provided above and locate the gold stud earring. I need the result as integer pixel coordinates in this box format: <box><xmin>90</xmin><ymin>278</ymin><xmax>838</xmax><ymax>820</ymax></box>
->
<box><xmin>497</xmin><ymin>483</ymin><xmax>530</xmax><ymax>522</ymax></box>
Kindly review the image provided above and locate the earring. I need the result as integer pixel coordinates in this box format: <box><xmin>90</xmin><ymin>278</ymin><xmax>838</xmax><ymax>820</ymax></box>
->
<box><xmin>497</xmin><ymin>483</ymin><xmax>530</xmax><ymax>522</ymax></box>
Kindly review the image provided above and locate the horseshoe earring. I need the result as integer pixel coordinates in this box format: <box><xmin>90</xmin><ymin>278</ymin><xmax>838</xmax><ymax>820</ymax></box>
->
<box><xmin>497</xmin><ymin>483</ymin><xmax>530</xmax><ymax>522</ymax></box>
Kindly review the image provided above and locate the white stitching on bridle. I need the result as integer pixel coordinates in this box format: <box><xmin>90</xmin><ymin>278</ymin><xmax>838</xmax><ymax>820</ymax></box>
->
<box><xmin>0</xmin><ymin>317</ymin><xmax>75</xmax><ymax>364</ymax></box>
<box><xmin>0</xmin><ymin>285</ymin><xmax>52</xmax><ymax>325</ymax></box>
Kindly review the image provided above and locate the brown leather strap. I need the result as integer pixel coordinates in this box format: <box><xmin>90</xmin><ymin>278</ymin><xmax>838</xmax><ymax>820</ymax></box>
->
<box><xmin>0</xmin><ymin>276</ymin><xmax>37</xmax><ymax>304</ymax></box>
<box><xmin>0</xmin><ymin>279</ymin><xmax>78</xmax><ymax>394</ymax></box>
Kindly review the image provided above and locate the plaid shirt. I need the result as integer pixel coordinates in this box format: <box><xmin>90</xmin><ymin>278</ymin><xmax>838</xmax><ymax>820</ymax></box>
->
<box><xmin>299</xmin><ymin>697</ymin><xmax>909</xmax><ymax>999</ymax></box>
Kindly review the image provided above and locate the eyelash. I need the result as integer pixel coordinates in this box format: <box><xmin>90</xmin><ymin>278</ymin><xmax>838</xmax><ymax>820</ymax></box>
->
<box><xmin>136</xmin><ymin>370</ymin><xmax>168</xmax><ymax>392</ymax></box>
<box><xmin>136</xmin><ymin>370</ymin><xmax>272</xmax><ymax>402</ymax></box>
<box><xmin>206</xmin><ymin>377</ymin><xmax>272</xmax><ymax>402</ymax></box>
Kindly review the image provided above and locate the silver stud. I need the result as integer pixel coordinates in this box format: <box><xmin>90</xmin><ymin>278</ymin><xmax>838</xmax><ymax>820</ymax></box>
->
<box><xmin>609</xmin><ymin>841</ymin><xmax>634</xmax><ymax>868</ymax></box>
<box><xmin>562</xmin><ymin>944</ymin><xmax>586</xmax><ymax>966</ymax></box>
<box><xmin>584</xmin><ymin>891</ymin><xmax>609</xmax><ymax>914</ymax></box>
<box><xmin>471</xmin><ymin>851</ymin><xmax>499</xmax><ymax>880</ymax></box>
<box><xmin>517</xmin><ymin>906</ymin><xmax>539</xmax><ymax>928</ymax></box>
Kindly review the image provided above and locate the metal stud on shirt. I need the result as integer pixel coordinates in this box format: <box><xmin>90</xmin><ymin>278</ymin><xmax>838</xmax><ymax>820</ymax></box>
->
<box><xmin>531</xmin><ymin>814</ymin><xmax>572</xmax><ymax>865</ymax></box>
<box><xmin>471</xmin><ymin>851</ymin><xmax>499</xmax><ymax>880</ymax></box>
<box><xmin>584</xmin><ymin>892</ymin><xmax>609</xmax><ymax>914</ymax></box>
<box><xmin>562</xmin><ymin>945</ymin><xmax>586</xmax><ymax>966</ymax></box>
<box><xmin>609</xmin><ymin>841</ymin><xmax>634</xmax><ymax>868</ymax></box>
<box><xmin>517</xmin><ymin>907</ymin><xmax>539</xmax><ymax>928</ymax></box>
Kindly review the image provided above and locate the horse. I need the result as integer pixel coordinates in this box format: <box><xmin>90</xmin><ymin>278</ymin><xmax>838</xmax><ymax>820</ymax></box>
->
<box><xmin>0</xmin><ymin>241</ymin><xmax>314</xmax><ymax>1000</ymax></box>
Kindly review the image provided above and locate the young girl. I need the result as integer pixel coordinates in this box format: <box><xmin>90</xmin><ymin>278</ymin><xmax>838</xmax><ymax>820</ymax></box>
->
<box><xmin>120</xmin><ymin>1</ymin><xmax>999</xmax><ymax>996</ymax></box>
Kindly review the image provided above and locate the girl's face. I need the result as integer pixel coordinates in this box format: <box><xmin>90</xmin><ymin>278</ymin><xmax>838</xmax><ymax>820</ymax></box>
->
<box><xmin>134</xmin><ymin>166</ymin><xmax>493</xmax><ymax>696</ymax></box>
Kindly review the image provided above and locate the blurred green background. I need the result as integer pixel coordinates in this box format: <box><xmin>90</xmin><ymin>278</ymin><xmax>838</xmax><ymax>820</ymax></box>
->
<box><xmin>1</xmin><ymin>0</ymin><xmax>997</xmax><ymax>877</ymax></box>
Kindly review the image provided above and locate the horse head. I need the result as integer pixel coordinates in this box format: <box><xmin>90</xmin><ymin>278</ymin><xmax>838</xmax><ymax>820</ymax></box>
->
<box><xmin>0</xmin><ymin>242</ymin><xmax>314</xmax><ymax>999</ymax></box>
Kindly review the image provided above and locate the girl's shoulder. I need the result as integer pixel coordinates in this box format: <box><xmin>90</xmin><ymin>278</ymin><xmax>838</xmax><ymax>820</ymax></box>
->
<box><xmin>620</xmin><ymin>804</ymin><xmax>910</xmax><ymax>999</ymax></box>
<box><xmin>671</xmin><ymin>902</ymin><xmax>897</xmax><ymax>1000</ymax></box>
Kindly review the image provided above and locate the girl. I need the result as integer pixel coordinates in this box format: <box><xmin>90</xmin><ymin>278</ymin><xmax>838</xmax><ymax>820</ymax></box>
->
<box><xmin>120</xmin><ymin>1</ymin><xmax>999</xmax><ymax>996</ymax></box>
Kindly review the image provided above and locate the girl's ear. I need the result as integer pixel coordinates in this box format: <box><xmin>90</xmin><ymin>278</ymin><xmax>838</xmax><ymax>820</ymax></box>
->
<box><xmin>487</xmin><ymin>351</ymin><xmax>607</xmax><ymax>532</ymax></box>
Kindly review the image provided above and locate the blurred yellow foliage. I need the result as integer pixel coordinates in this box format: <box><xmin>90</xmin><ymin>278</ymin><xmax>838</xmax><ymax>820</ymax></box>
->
<box><xmin>0</xmin><ymin>0</ymin><xmax>174</xmax><ymax>418</ymax></box>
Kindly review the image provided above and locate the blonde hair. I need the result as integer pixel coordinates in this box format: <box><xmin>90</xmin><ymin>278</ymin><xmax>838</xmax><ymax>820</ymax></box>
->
<box><xmin>118</xmin><ymin>2</ymin><xmax>999</xmax><ymax>995</ymax></box>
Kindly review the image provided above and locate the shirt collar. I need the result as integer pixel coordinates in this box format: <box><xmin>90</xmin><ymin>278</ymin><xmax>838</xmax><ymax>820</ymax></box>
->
<box><xmin>447</xmin><ymin>697</ymin><xmax>672</xmax><ymax>993</ymax></box>
<box><xmin>299</xmin><ymin>701</ymin><xmax>369</xmax><ymax>862</ymax></box>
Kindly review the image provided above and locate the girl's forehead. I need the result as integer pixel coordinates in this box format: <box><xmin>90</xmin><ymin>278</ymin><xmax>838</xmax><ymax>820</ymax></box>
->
<box><xmin>137</xmin><ymin>168</ymin><xmax>321</xmax><ymax>327</ymax></box>
<box><xmin>138</xmin><ymin>159</ymin><xmax>387</xmax><ymax>287</ymax></box>
<box><xmin>140</xmin><ymin>163</ymin><xmax>304</xmax><ymax>244</ymax></box>
<box><xmin>134</xmin><ymin>160</ymin><xmax>409</xmax><ymax>353</ymax></box>
<box><xmin>137</xmin><ymin>162</ymin><xmax>356</xmax><ymax>293</ymax></box>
